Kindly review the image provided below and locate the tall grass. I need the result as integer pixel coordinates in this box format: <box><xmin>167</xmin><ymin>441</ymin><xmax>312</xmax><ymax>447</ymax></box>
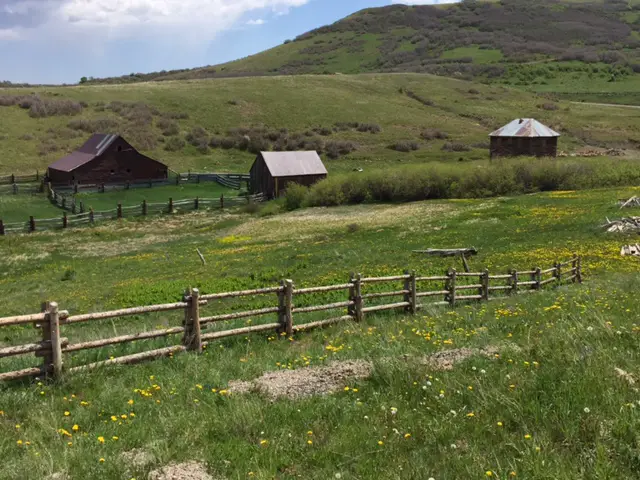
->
<box><xmin>300</xmin><ymin>157</ymin><xmax>640</xmax><ymax>207</ymax></box>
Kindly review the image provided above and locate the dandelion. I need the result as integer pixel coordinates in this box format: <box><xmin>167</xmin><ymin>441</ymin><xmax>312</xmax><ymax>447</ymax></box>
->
<box><xmin>67</xmin><ymin>442</ymin><xmax>73</xmax><ymax>447</ymax></box>
<box><xmin>72</xmin><ymin>425</ymin><xmax>79</xmax><ymax>432</ymax></box>
<box><xmin>16</xmin><ymin>440</ymin><xmax>23</xmax><ymax>446</ymax></box>
<box><xmin>15</xmin><ymin>424</ymin><xmax>20</xmax><ymax>429</ymax></box>
<box><xmin>128</xmin><ymin>399</ymin><xmax>134</xmax><ymax>405</ymax></box>
<box><xmin>260</xmin><ymin>439</ymin><xmax>268</xmax><ymax>447</ymax></box>
<box><xmin>466</xmin><ymin>412</ymin><xmax>475</xmax><ymax>418</ymax></box>
<box><xmin>344</xmin><ymin>387</ymin><xmax>350</xmax><ymax>391</ymax></box>
<box><xmin>98</xmin><ymin>436</ymin><xmax>105</xmax><ymax>444</ymax></box>
<box><xmin>307</xmin><ymin>431</ymin><xmax>313</xmax><ymax>436</ymax></box>
<box><xmin>377</xmin><ymin>441</ymin><xmax>384</xmax><ymax>446</ymax></box>
<box><xmin>510</xmin><ymin>472</ymin><xmax>517</xmax><ymax>477</ymax></box>
<box><xmin>524</xmin><ymin>434</ymin><xmax>532</xmax><ymax>440</ymax></box>
<box><xmin>404</xmin><ymin>433</ymin><xmax>411</xmax><ymax>439</ymax></box>
<box><xmin>99</xmin><ymin>458</ymin><xmax>105</xmax><ymax>463</ymax></box>
<box><xmin>111</xmin><ymin>416</ymin><xmax>117</xmax><ymax>422</ymax></box>
<box><xmin>307</xmin><ymin>440</ymin><xmax>313</xmax><ymax>445</ymax></box>
<box><xmin>112</xmin><ymin>436</ymin><xmax>119</xmax><ymax>441</ymax></box>
<box><xmin>486</xmin><ymin>471</ymin><xmax>493</xmax><ymax>477</ymax></box>
<box><xmin>467</xmin><ymin>386</ymin><xmax>473</xmax><ymax>391</ymax></box>
<box><xmin>121</xmin><ymin>414</ymin><xmax>128</xmax><ymax>420</ymax></box>
<box><xmin>497</xmin><ymin>422</ymin><xmax>503</xmax><ymax>427</ymax></box>
<box><xmin>583</xmin><ymin>407</ymin><xmax>590</xmax><ymax>414</ymax></box>
<box><xmin>80</xmin><ymin>401</ymin><xmax>89</xmax><ymax>407</ymax></box>
<box><xmin>390</xmin><ymin>407</ymin><xmax>398</xmax><ymax>415</ymax></box>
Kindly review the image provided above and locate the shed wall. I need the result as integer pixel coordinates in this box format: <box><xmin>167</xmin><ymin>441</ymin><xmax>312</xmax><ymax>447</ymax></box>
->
<box><xmin>490</xmin><ymin>137</ymin><xmax>557</xmax><ymax>158</ymax></box>
<box><xmin>249</xmin><ymin>154</ymin><xmax>327</xmax><ymax>198</ymax></box>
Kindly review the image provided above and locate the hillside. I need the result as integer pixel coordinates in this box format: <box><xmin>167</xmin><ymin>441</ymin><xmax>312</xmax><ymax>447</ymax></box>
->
<box><xmin>75</xmin><ymin>0</ymin><xmax>640</xmax><ymax>102</ymax></box>
<box><xmin>1</xmin><ymin>74</ymin><xmax>639</xmax><ymax>176</ymax></box>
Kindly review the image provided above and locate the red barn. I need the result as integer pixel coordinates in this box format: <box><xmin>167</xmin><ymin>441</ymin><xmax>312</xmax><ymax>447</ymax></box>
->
<box><xmin>47</xmin><ymin>134</ymin><xmax>168</xmax><ymax>185</ymax></box>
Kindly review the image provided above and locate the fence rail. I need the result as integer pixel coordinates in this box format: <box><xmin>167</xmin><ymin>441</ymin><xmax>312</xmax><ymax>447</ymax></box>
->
<box><xmin>0</xmin><ymin>172</ymin><xmax>41</xmax><ymax>185</ymax></box>
<box><xmin>0</xmin><ymin>257</ymin><xmax>582</xmax><ymax>382</ymax></box>
<box><xmin>0</xmin><ymin>192</ymin><xmax>264</xmax><ymax>235</ymax></box>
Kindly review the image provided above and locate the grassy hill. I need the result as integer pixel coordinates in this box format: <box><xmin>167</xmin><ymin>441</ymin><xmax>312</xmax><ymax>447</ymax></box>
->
<box><xmin>1</xmin><ymin>73</ymin><xmax>639</xmax><ymax>176</ymax></box>
<box><xmin>69</xmin><ymin>0</ymin><xmax>640</xmax><ymax>103</ymax></box>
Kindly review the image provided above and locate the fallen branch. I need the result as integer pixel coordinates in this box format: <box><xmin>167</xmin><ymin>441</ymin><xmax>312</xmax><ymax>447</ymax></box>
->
<box><xmin>196</xmin><ymin>248</ymin><xmax>206</xmax><ymax>265</ymax></box>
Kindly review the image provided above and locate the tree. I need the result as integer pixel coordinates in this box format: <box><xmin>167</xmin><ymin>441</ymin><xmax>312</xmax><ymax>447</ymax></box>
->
<box><xmin>79</xmin><ymin>77</ymin><xmax>88</xmax><ymax>84</ymax></box>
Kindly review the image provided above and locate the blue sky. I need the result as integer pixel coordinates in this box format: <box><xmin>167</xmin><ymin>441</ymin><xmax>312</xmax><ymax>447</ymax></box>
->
<box><xmin>0</xmin><ymin>0</ymin><xmax>456</xmax><ymax>84</ymax></box>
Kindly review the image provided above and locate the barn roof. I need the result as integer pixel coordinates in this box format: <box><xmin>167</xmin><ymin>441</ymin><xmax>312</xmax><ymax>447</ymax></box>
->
<box><xmin>48</xmin><ymin>133</ymin><xmax>119</xmax><ymax>172</ymax></box>
<box><xmin>489</xmin><ymin>119</ymin><xmax>560</xmax><ymax>138</ymax></box>
<box><xmin>260</xmin><ymin>151</ymin><xmax>328</xmax><ymax>177</ymax></box>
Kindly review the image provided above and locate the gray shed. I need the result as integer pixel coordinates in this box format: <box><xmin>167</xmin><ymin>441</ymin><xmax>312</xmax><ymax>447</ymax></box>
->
<box><xmin>250</xmin><ymin>151</ymin><xmax>328</xmax><ymax>198</ymax></box>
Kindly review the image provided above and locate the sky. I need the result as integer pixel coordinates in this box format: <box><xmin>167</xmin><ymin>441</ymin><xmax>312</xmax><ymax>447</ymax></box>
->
<box><xmin>0</xmin><ymin>0</ymin><xmax>458</xmax><ymax>84</ymax></box>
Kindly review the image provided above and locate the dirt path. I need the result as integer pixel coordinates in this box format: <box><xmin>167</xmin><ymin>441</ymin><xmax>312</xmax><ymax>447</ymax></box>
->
<box><xmin>570</xmin><ymin>101</ymin><xmax>640</xmax><ymax>109</ymax></box>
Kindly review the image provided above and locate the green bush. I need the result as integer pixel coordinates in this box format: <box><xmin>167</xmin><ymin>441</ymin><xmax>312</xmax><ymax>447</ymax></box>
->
<box><xmin>301</xmin><ymin>157</ymin><xmax>640</xmax><ymax>207</ymax></box>
<box><xmin>284</xmin><ymin>183</ymin><xmax>310</xmax><ymax>210</ymax></box>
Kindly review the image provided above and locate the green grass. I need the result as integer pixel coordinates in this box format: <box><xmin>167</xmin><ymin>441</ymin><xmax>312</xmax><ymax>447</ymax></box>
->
<box><xmin>0</xmin><ymin>193</ymin><xmax>64</xmax><ymax>223</ymax></box>
<box><xmin>440</xmin><ymin>46</ymin><xmax>504</xmax><ymax>63</ymax></box>
<box><xmin>75</xmin><ymin>183</ymin><xmax>240</xmax><ymax>211</ymax></box>
<box><xmin>2</xmin><ymin>73</ymin><xmax>640</xmax><ymax>178</ymax></box>
<box><xmin>1</xmin><ymin>184</ymin><xmax>640</xmax><ymax>478</ymax></box>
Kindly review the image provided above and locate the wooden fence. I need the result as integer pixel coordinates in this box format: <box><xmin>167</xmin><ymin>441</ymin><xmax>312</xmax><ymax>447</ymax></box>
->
<box><xmin>0</xmin><ymin>257</ymin><xmax>582</xmax><ymax>382</ymax></box>
<box><xmin>0</xmin><ymin>172</ymin><xmax>40</xmax><ymax>185</ymax></box>
<box><xmin>0</xmin><ymin>193</ymin><xmax>264</xmax><ymax>235</ymax></box>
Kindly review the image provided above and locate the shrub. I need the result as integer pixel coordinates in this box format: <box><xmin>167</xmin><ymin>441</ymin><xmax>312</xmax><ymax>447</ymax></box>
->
<box><xmin>209</xmin><ymin>136</ymin><xmax>222</xmax><ymax>148</ymax></box>
<box><xmin>284</xmin><ymin>183</ymin><xmax>309</xmax><ymax>210</ymax></box>
<box><xmin>227</xmin><ymin>99</ymin><xmax>240</xmax><ymax>106</ymax></box>
<box><xmin>314</xmin><ymin>126</ymin><xmax>333</xmax><ymax>136</ymax></box>
<box><xmin>248</xmin><ymin>136</ymin><xmax>270</xmax><ymax>154</ymax></box>
<box><xmin>19</xmin><ymin>133</ymin><xmax>34</xmax><ymax>141</ymax></box>
<box><xmin>357</xmin><ymin>123</ymin><xmax>382</xmax><ymax>134</ymax></box>
<box><xmin>196</xmin><ymin>139</ymin><xmax>209</xmax><ymax>154</ymax></box>
<box><xmin>68</xmin><ymin>118</ymin><xmax>119</xmax><ymax>133</ymax></box>
<box><xmin>242</xmin><ymin>202</ymin><xmax>261</xmax><ymax>214</ymax></box>
<box><xmin>468</xmin><ymin>88</ymin><xmax>480</xmax><ymax>95</ymax></box>
<box><xmin>164</xmin><ymin>136</ymin><xmax>185</xmax><ymax>152</ymax></box>
<box><xmin>392</xmin><ymin>141</ymin><xmax>420</xmax><ymax>152</ymax></box>
<box><xmin>421</xmin><ymin>129</ymin><xmax>449</xmax><ymax>140</ymax></box>
<box><xmin>220</xmin><ymin>137</ymin><xmax>236</xmax><ymax>149</ymax></box>
<box><xmin>186</xmin><ymin>126</ymin><xmax>208</xmax><ymax>146</ymax></box>
<box><xmin>326</xmin><ymin>140</ymin><xmax>357</xmax><ymax>159</ymax></box>
<box><xmin>539</xmin><ymin>102</ymin><xmax>559</xmax><ymax>111</ymax></box>
<box><xmin>347</xmin><ymin>223</ymin><xmax>360</xmax><ymax>233</ymax></box>
<box><xmin>442</xmin><ymin>142</ymin><xmax>471</xmax><ymax>152</ymax></box>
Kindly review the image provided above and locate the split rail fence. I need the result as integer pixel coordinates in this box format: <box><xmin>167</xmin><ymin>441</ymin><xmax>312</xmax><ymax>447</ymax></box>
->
<box><xmin>0</xmin><ymin>193</ymin><xmax>263</xmax><ymax>235</ymax></box>
<box><xmin>0</xmin><ymin>256</ymin><xmax>582</xmax><ymax>382</ymax></box>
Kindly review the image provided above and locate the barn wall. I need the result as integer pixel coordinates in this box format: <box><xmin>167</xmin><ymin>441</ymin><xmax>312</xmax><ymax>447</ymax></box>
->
<box><xmin>47</xmin><ymin>169</ymin><xmax>74</xmax><ymax>184</ymax></box>
<box><xmin>273</xmin><ymin>174</ymin><xmax>327</xmax><ymax>197</ymax></box>
<box><xmin>490</xmin><ymin>137</ymin><xmax>558</xmax><ymax>158</ymax></box>
<box><xmin>249</xmin><ymin>155</ymin><xmax>275</xmax><ymax>197</ymax></box>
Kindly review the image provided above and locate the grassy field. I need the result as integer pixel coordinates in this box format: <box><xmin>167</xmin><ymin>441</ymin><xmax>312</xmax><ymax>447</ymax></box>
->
<box><xmin>1</xmin><ymin>184</ymin><xmax>639</xmax><ymax>478</ymax></box>
<box><xmin>2</xmin><ymin>74</ymin><xmax>640</xmax><ymax>178</ymax></box>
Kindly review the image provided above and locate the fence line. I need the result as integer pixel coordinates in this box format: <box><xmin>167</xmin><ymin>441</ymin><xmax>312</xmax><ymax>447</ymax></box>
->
<box><xmin>0</xmin><ymin>172</ymin><xmax>41</xmax><ymax>185</ymax></box>
<box><xmin>0</xmin><ymin>257</ymin><xmax>583</xmax><ymax>382</ymax></box>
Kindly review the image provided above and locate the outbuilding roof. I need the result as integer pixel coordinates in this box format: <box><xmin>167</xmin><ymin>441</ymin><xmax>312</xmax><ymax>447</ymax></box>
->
<box><xmin>489</xmin><ymin>119</ymin><xmax>560</xmax><ymax>138</ymax></box>
<box><xmin>260</xmin><ymin>151</ymin><xmax>328</xmax><ymax>177</ymax></box>
<box><xmin>48</xmin><ymin>133</ymin><xmax>119</xmax><ymax>172</ymax></box>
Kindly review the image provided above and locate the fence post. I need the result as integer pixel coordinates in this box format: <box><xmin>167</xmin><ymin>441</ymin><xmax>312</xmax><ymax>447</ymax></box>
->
<box><xmin>576</xmin><ymin>256</ymin><xmax>583</xmax><ymax>283</ymax></box>
<box><xmin>117</xmin><ymin>203</ymin><xmax>122</xmax><ymax>219</ymax></box>
<box><xmin>89</xmin><ymin>208</ymin><xmax>94</xmax><ymax>224</ymax></box>
<box><xmin>62</xmin><ymin>197</ymin><xmax>66</xmax><ymax>210</ymax></box>
<box><xmin>220</xmin><ymin>194</ymin><xmax>224</xmax><ymax>210</ymax></box>
<box><xmin>176</xmin><ymin>175</ymin><xmax>180</xmax><ymax>186</ymax></box>
<box><xmin>530</xmin><ymin>268</ymin><xmax>536</xmax><ymax>291</ymax></box>
<box><xmin>142</xmin><ymin>200</ymin><xmax>147</xmax><ymax>216</ymax></box>
<box><xmin>29</xmin><ymin>216</ymin><xmax>35</xmax><ymax>232</ymax></box>
<box><xmin>100</xmin><ymin>183</ymin><xmax>105</xmax><ymax>193</ymax></box>
<box><xmin>510</xmin><ymin>269</ymin><xmax>518</xmax><ymax>295</ymax></box>
<box><xmin>554</xmin><ymin>261</ymin><xmax>561</xmax><ymax>285</ymax></box>
<box><xmin>0</xmin><ymin>219</ymin><xmax>4</xmax><ymax>236</ymax></box>
<box><xmin>535</xmin><ymin>267</ymin><xmax>542</xmax><ymax>290</ymax></box>
<box><xmin>197</xmin><ymin>175</ymin><xmax>201</xmax><ymax>184</ymax></box>
<box><xmin>43</xmin><ymin>302</ymin><xmax>63</xmax><ymax>379</ymax></box>
<box><xmin>481</xmin><ymin>269</ymin><xmax>490</xmax><ymax>301</ymax></box>
<box><xmin>62</xmin><ymin>212</ymin><xmax>68</xmax><ymax>229</ymax></box>
<box><xmin>571</xmin><ymin>254</ymin><xmax>579</xmax><ymax>283</ymax></box>
<box><xmin>10</xmin><ymin>174</ymin><xmax>14</xmax><ymax>183</ymax></box>
<box><xmin>183</xmin><ymin>289</ymin><xmax>202</xmax><ymax>353</ymax></box>
<box><xmin>71</xmin><ymin>199</ymin><xmax>76</xmax><ymax>214</ymax></box>
<box><xmin>446</xmin><ymin>268</ymin><xmax>456</xmax><ymax>307</ymax></box>
<box><xmin>404</xmin><ymin>270</ymin><xmax>417</xmax><ymax>314</ymax></box>
<box><xmin>284</xmin><ymin>279</ymin><xmax>294</xmax><ymax>336</ymax></box>
<box><xmin>80</xmin><ymin>202</ymin><xmax>85</xmax><ymax>214</ymax></box>
<box><xmin>349</xmin><ymin>273</ymin><xmax>364</xmax><ymax>321</ymax></box>
<box><xmin>74</xmin><ymin>183</ymin><xmax>78</xmax><ymax>194</ymax></box>
<box><xmin>12</xmin><ymin>183</ymin><xmax>18</xmax><ymax>194</ymax></box>
<box><xmin>195</xmin><ymin>197</ymin><xmax>199</xmax><ymax>210</ymax></box>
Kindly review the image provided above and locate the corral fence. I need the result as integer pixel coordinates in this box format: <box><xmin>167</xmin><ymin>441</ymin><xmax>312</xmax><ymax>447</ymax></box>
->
<box><xmin>0</xmin><ymin>257</ymin><xmax>582</xmax><ymax>382</ymax></box>
<box><xmin>0</xmin><ymin>192</ymin><xmax>264</xmax><ymax>235</ymax></box>
<box><xmin>0</xmin><ymin>172</ymin><xmax>41</xmax><ymax>185</ymax></box>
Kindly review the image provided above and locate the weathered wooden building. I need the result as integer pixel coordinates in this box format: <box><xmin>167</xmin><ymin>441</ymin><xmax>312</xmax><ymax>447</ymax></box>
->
<box><xmin>47</xmin><ymin>134</ymin><xmax>168</xmax><ymax>185</ymax></box>
<box><xmin>489</xmin><ymin>119</ymin><xmax>560</xmax><ymax>159</ymax></box>
<box><xmin>250</xmin><ymin>151</ymin><xmax>328</xmax><ymax>198</ymax></box>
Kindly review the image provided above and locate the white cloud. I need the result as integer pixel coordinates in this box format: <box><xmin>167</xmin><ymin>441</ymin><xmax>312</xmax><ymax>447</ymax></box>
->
<box><xmin>246</xmin><ymin>18</ymin><xmax>266</xmax><ymax>25</ymax></box>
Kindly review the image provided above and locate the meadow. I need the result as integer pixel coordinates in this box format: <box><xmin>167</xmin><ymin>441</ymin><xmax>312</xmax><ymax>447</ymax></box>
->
<box><xmin>1</xmin><ymin>184</ymin><xmax>639</xmax><ymax>478</ymax></box>
<box><xmin>1</xmin><ymin>74</ymin><xmax>640</xmax><ymax>178</ymax></box>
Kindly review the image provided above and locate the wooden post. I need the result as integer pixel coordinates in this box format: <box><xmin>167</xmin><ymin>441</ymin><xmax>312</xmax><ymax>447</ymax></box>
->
<box><xmin>142</xmin><ymin>200</ymin><xmax>147</xmax><ymax>216</ymax></box>
<box><xmin>62</xmin><ymin>197</ymin><xmax>66</xmax><ymax>210</ymax></box>
<box><xmin>481</xmin><ymin>269</ymin><xmax>490</xmax><ymax>301</ymax></box>
<box><xmin>10</xmin><ymin>174</ymin><xmax>14</xmax><ymax>183</ymax></box>
<box><xmin>176</xmin><ymin>175</ymin><xmax>180</xmax><ymax>186</ymax></box>
<box><xmin>284</xmin><ymin>279</ymin><xmax>294</xmax><ymax>336</ymax></box>
<box><xmin>571</xmin><ymin>255</ymin><xmax>579</xmax><ymax>283</ymax></box>
<box><xmin>510</xmin><ymin>269</ymin><xmax>518</xmax><ymax>295</ymax></box>
<box><xmin>530</xmin><ymin>268</ymin><xmax>537</xmax><ymax>291</ymax></box>
<box><xmin>71</xmin><ymin>199</ymin><xmax>76</xmax><ymax>214</ymax></box>
<box><xmin>348</xmin><ymin>273</ymin><xmax>363</xmax><ymax>322</ymax></box>
<box><xmin>29</xmin><ymin>216</ymin><xmax>35</xmax><ymax>232</ymax></box>
<box><xmin>12</xmin><ymin>183</ymin><xmax>18</xmax><ymax>194</ymax></box>
<box><xmin>62</xmin><ymin>212</ymin><xmax>68</xmax><ymax>229</ymax></box>
<box><xmin>446</xmin><ymin>268</ymin><xmax>456</xmax><ymax>307</ymax></box>
<box><xmin>117</xmin><ymin>203</ymin><xmax>123</xmax><ymax>219</ymax></box>
<box><xmin>44</xmin><ymin>302</ymin><xmax>63</xmax><ymax>379</ymax></box>
<box><xmin>183</xmin><ymin>289</ymin><xmax>202</xmax><ymax>353</ymax></box>
<box><xmin>576</xmin><ymin>256</ymin><xmax>583</xmax><ymax>283</ymax></box>
<box><xmin>168</xmin><ymin>197</ymin><xmax>173</xmax><ymax>213</ymax></box>
<box><xmin>126</xmin><ymin>181</ymin><xmax>130</xmax><ymax>190</ymax></box>
<box><xmin>404</xmin><ymin>270</ymin><xmax>417</xmax><ymax>314</ymax></box>
<box><xmin>554</xmin><ymin>262</ymin><xmax>561</xmax><ymax>285</ymax></box>
<box><xmin>80</xmin><ymin>202</ymin><xmax>84</xmax><ymax>214</ymax></box>
<box><xmin>74</xmin><ymin>183</ymin><xmax>78</xmax><ymax>194</ymax></box>
<box><xmin>535</xmin><ymin>267</ymin><xmax>542</xmax><ymax>290</ymax></box>
<box><xmin>197</xmin><ymin>175</ymin><xmax>201</xmax><ymax>184</ymax></box>
<box><xmin>100</xmin><ymin>183</ymin><xmax>105</xmax><ymax>193</ymax></box>
<box><xmin>0</xmin><ymin>219</ymin><xmax>4</xmax><ymax>236</ymax></box>
<box><xmin>89</xmin><ymin>209</ymin><xmax>94</xmax><ymax>224</ymax></box>
<box><xmin>36</xmin><ymin>170</ymin><xmax>39</xmax><ymax>181</ymax></box>
<box><xmin>220</xmin><ymin>194</ymin><xmax>224</xmax><ymax>210</ymax></box>
<box><xmin>194</xmin><ymin>197</ymin><xmax>199</xmax><ymax>210</ymax></box>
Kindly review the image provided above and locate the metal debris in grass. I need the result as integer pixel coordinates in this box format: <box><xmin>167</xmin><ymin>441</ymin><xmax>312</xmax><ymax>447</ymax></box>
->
<box><xmin>228</xmin><ymin>360</ymin><xmax>373</xmax><ymax>399</ymax></box>
<box><xmin>602</xmin><ymin>217</ymin><xmax>640</xmax><ymax>233</ymax></box>
<box><xmin>620</xmin><ymin>244</ymin><xmax>640</xmax><ymax>257</ymax></box>
<box><xmin>618</xmin><ymin>196</ymin><xmax>640</xmax><ymax>209</ymax></box>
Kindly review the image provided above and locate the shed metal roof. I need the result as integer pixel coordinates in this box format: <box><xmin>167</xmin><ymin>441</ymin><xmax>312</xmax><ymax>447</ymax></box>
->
<box><xmin>49</xmin><ymin>133</ymin><xmax>119</xmax><ymax>172</ymax></box>
<box><xmin>489</xmin><ymin>119</ymin><xmax>560</xmax><ymax>138</ymax></box>
<box><xmin>260</xmin><ymin>151</ymin><xmax>328</xmax><ymax>177</ymax></box>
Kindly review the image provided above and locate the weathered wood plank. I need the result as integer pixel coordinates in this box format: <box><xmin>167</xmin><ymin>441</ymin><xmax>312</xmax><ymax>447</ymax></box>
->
<box><xmin>69</xmin><ymin>346</ymin><xmax>187</xmax><ymax>372</ymax></box>
<box><xmin>292</xmin><ymin>316</ymin><xmax>353</xmax><ymax>332</ymax></box>
<box><xmin>294</xmin><ymin>284</ymin><xmax>353</xmax><ymax>295</ymax></box>
<box><xmin>362</xmin><ymin>302</ymin><xmax>410</xmax><ymax>313</ymax></box>
<box><xmin>292</xmin><ymin>301</ymin><xmax>353</xmax><ymax>314</ymax></box>
<box><xmin>0</xmin><ymin>367</ymin><xmax>43</xmax><ymax>382</ymax></box>
<box><xmin>361</xmin><ymin>290</ymin><xmax>408</xmax><ymax>300</ymax></box>
<box><xmin>201</xmin><ymin>323</ymin><xmax>281</xmax><ymax>342</ymax></box>
<box><xmin>64</xmin><ymin>328</ymin><xmax>185</xmax><ymax>352</ymax></box>
<box><xmin>416</xmin><ymin>290</ymin><xmax>449</xmax><ymax>298</ymax></box>
<box><xmin>200</xmin><ymin>286</ymin><xmax>283</xmax><ymax>300</ymax></box>
<box><xmin>65</xmin><ymin>302</ymin><xmax>191</xmax><ymax>324</ymax></box>
<box><xmin>200</xmin><ymin>307</ymin><xmax>280</xmax><ymax>325</ymax></box>
<box><xmin>360</xmin><ymin>275</ymin><xmax>410</xmax><ymax>283</ymax></box>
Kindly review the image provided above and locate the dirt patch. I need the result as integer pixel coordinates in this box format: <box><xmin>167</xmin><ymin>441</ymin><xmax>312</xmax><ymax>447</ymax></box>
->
<box><xmin>45</xmin><ymin>473</ymin><xmax>69</xmax><ymax>480</ymax></box>
<box><xmin>228</xmin><ymin>360</ymin><xmax>373</xmax><ymax>399</ymax></box>
<box><xmin>421</xmin><ymin>346</ymin><xmax>500</xmax><ymax>371</ymax></box>
<box><xmin>121</xmin><ymin>448</ymin><xmax>155</xmax><ymax>469</ymax></box>
<box><xmin>148</xmin><ymin>461</ymin><xmax>215</xmax><ymax>480</ymax></box>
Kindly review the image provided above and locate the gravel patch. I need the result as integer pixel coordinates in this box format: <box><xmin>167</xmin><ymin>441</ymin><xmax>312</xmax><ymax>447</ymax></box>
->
<box><xmin>421</xmin><ymin>346</ymin><xmax>500</xmax><ymax>371</ymax></box>
<box><xmin>228</xmin><ymin>360</ymin><xmax>373</xmax><ymax>399</ymax></box>
<box><xmin>148</xmin><ymin>461</ymin><xmax>215</xmax><ymax>480</ymax></box>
